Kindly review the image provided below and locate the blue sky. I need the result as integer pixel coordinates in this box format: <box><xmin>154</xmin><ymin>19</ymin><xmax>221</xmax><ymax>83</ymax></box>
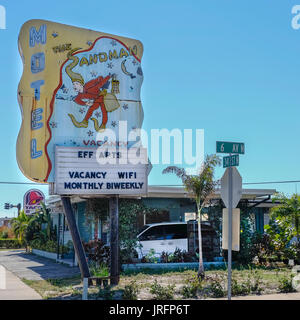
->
<box><xmin>0</xmin><ymin>0</ymin><xmax>300</xmax><ymax>217</ymax></box>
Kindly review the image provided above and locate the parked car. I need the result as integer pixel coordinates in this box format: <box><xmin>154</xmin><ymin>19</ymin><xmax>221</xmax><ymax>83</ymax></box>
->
<box><xmin>136</xmin><ymin>222</ymin><xmax>189</xmax><ymax>259</ymax></box>
<box><xmin>136</xmin><ymin>221</ymin><xmax>218</xmax><ymax>261</ymax></box>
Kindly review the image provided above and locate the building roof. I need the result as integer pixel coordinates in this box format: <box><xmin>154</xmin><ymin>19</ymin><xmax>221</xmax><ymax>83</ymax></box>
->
<box><xmin>46</xmin><ymin>185</ymin><xmax>277</xmax><ymax>208</ymax></box>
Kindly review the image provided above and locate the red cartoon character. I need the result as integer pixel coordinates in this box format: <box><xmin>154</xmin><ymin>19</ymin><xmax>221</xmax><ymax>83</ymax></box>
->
<box><xmin>65</xmin><ymin>49</ymin><xmax>120</xmax><ymax>132</ymax></box>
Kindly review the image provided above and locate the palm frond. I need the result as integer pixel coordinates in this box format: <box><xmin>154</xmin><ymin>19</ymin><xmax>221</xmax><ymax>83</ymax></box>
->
<box><xmin>162</xmin><ymin>166</ymin><xmax>188</xmax><ymax>182</ymax></box>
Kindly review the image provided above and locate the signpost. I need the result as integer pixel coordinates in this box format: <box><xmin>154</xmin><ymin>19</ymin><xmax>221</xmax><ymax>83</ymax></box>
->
<box><xmin>217</xmin><ymin>141</ymin><xmax>244</xmax><ymax>300</ymax></box>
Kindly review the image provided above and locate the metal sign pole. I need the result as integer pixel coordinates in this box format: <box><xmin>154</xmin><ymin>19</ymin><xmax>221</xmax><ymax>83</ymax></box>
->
<box><xmin>228</xmin><ymin>164</ymin><xmax>233</xmax><ymax>300</ymax></box>
<box><xmin>109</xmin><ymin>195</ymin><xmax>120</xmax><ymax>285</ymax></box>
<box><xmin>61</xmin><ymin>196</ymin><xmax>90</xmax><ymax>279</ymax></box>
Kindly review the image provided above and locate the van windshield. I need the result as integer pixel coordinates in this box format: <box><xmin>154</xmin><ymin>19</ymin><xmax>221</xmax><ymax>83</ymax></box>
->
<box><xmin>138</xmin><ymin>225</ymin><xmax>150</xmax><ymax>235</ymax></box>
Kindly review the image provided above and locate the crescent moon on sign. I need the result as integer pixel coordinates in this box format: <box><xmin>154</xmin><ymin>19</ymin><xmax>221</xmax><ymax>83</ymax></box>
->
<box><xmin>121</xmin><ymin>60</ymin><xmax>136</xmax><ymax>79</ymax></box>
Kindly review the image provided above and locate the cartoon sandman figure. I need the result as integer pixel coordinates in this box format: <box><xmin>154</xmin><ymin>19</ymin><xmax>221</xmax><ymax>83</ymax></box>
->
<box><xmin>65</xmin><ymin>49</ymin><xmax>120</xmax><ymax>132</ymax></box>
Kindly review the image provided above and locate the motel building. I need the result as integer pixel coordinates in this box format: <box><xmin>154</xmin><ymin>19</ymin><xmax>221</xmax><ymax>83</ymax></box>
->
<box><xmin>45</xmin><ymin>185</ymin><xmax>277</xmax><ymax>267</ymax></box>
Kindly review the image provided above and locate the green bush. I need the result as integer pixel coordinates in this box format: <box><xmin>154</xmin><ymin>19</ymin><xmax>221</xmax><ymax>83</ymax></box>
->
<box><xmin>231</xmin><ymin>278</ymin><xmax>250</xmax><ymax>296</ymax></box>
<box><xmin>181</xmin><ymin>275</ymin><xmax>202</xmax><ymax>298</ymax></box>
<box><xmin>208</xmin><ymin>279</ymin><xmax>226</xmax><ymax>298</ymax></box>
<box><xmin>30</xmin><ymin>239</ymin><xmax>69</xmax><ymax>254</ymax></box>
<box><xmin>89</xmin><ymin>262</ymin><xmax>109</xmax><ymax>278</ymax></box>
<box><xmin>150</xmin><ymin>280</ymin><xmax>175</xmax><ymax>300</ymax></box>
<box><xmin>249</xmin><ymin>270</ymin><xmax>263</xmax><ymax>294</ymax></box>
<box><xmin>123</xmin><ymin>281</ymin><xmax>139</xmax><ymax>300</ymax></box>
<box><xmin>0</xmin><ymin>239</ymin><xmax>24</xmax><ymax>249</ymax></box>
<box><xmin>98</xmin><ymin>286</ymin><xmax>114</xmax><ymax>300</ymax></box>
<box><xmin>278</xmin><ymin>274</ymin><xmax>296</xmax><ymax>293</ymax></box>
<box><xmin>0</xmin><ymin>230</ymin><xmax>9</xmax><ymax>239</ymax></box>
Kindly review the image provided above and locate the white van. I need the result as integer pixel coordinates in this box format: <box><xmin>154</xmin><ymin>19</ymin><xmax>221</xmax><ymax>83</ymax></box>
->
<box><xmin>136</xmin><ymin>222</ymin><xmax>188</xmax><ymax>259</ymax></box>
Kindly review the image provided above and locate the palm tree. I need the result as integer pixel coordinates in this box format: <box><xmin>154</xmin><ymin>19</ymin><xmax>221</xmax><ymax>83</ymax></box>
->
<box><xmin>11</xmin><ymin>210</ymin><xmax>31</xmax><ymax>242</ymax></box>
<box><xmin>162</xmin><ymin>154</ymin><xmax>221</xmax><ymax>279</ymax></box>
<box><xmin>271</xmin><ymin>193</ymin><xmax>300</xmax><ymax>262</ymax></box>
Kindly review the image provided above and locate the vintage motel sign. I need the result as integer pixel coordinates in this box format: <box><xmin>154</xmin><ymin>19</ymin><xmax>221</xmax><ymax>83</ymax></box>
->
<box><xmin>17</xmin><ymin>19</ymin><xmax>144</xmax><ymax>183</ymax></box>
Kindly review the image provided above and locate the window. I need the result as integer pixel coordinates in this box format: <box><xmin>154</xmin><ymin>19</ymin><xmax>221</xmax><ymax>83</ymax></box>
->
<box><xmin>165</xmin><ymin>224</ymin><xmax>187</xmax><ymax>239</ymax></box>
<box><xmin>138</xmin><ymin>225</ymin><xmax>165</xmax><ymax>241</ymax></box>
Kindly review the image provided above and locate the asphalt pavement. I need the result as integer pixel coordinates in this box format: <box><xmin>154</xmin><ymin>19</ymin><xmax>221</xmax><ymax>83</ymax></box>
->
<box><xmin>0</xmin><ymin>249</ymin><xmax>80</xmax><ymax>281</ymax></box>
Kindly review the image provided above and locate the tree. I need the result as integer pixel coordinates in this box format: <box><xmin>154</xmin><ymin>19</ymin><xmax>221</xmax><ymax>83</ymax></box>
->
<box><xmin>11</xmin><ymin>210</ymin><xmax>31</xmax><ymax>242</ymax></box>
<box><xmin>268</xmin><ymin>193</ymin><xmax>300</xmax><ymax>262</ymax></box>
<box><xmin>25</xmin><ymin>202</ymin><xmax>56</xmax><ymax>244</ymax></box>
<box><xmin>162</xmin><ymin>154</ymin><xmax>221</xmax><ymax>278</ymax></box>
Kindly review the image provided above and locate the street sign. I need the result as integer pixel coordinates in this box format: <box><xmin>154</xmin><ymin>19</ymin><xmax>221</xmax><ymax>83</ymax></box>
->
<box><xmin>222</xmin><ymin>208</ymin><xmax>240</xmax><ymax>251</ymax></box>
<box><xmin>223</xmin><ymin>154</ymin><xmax>239</xmax><ymax>168</ymax></box>
<box><xmin>220</xmin><ymin>167</ymin><xmax>242</xmax><ymax>209</ymax></box>
<box><xmin>216</xmin><ymin>141</ymin><xmax>245</xmax><ymax>154</ymax></box>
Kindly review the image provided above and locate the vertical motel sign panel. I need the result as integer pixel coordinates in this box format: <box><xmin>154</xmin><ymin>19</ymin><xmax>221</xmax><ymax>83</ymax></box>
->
<box><xmin>17</xmin><ymin>20</ymin><xmax>144</xmax><ymax>183</ymax></box>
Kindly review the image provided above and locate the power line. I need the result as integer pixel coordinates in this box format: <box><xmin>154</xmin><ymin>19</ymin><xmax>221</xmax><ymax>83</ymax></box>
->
<box><xmin>243</xmin><ymin>180</ymin><xmax>300</xmax><ymax>185</ymax></box>
<box><xmin>0</xmin><ymin>182</ymin><xmax>45</xmax><ymax>185</ymax></box>
<box><xmin>152</xmin><ymin>180</ymin><xmax>300</xmax><ymax>187</ymax></box>
<box><xmin>0</xmin><ymin>180</ymin><xmax>299</xmax><ymax>186</ymax></box>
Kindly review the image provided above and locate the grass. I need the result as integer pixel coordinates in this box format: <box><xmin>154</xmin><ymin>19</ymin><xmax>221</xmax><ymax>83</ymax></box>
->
<box><xmin>22</xmin><ymin>276</ymin><xmax>82</xmax><ymax>299</ymax></box>
<box><xmin>22</xmin><ymin>265</ymin><xmax>297</xmax><ymax>300</ymax></box>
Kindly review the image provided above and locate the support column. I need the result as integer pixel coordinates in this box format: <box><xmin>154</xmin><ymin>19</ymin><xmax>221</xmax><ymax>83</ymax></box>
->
<box><xmin>109</xmin><ymin>195</ymin><xmax>119</xmax><ymax>285</ymax></box>
<box><xmin>61</xmin><ymin>196</ymin><xmax>90</xmax><ymax>279</ymax></box>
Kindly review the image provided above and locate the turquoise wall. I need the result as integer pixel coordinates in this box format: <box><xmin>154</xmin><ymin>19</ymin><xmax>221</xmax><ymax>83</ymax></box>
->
<box><xmin>142</xmin><ymin>198</ymin><xmax>196</xmax><ymax>221</ymax></box>
<box><xmin>76</xmin><ymin>202</ymin><xmax>91</xmax><ymax>242</ymax></box>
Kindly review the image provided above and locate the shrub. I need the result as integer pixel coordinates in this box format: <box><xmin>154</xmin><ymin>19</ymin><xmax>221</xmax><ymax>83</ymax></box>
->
<box><xmin>249</xmin><ymin>270</ymin><xmax>263</xmax><ymax>294</ymax></box>
<box><xmin>0</xmin><ymin>230</ymin><xmax>8</xmax><ymax>239</ymax></box>
<box><xmin>278</xmin><ymin>274</ymin><xmax>296</xmax><ymax>293</ymax></box>
<box><xmin>0</xmin><ymin>239</ymin><xmax>24</xmax><ymax>249</ymax></box>
<box><xmin>83</xmin><ymin>239</ymin><xmax>110</xmax><ymax>265</ymax></box>
<box><xmin>231</xmin><ymin>278</ymin><xmax>250</xmax><ymax>296</ymax></box>
<box><xmin>89</xmin><ymin>262</ymin><xmax>109</xmax><ymax>277</ymax></box>
<box><xmin>123</xmin><ymin>281</ymin><xmax>139</xmax><ymax>300</ymax></box>
<box><xmin>30</xmin><ymin>239</ymin><xmax>69</xmax><ymax>254</ymax></box>
<box><xmin>181</xmin><ymin>275</ymin><xmax>202</xmax><ymax>298</ymax></box>
<box><xmin>142</xmin><ymin>249</ymin><xmax>159</xmax><ymax>263</ymax></box>
<box><xmin>98</xmin><ymin>286</ymin><xmax>114</xmax><ymax>300</ymax></box>
<box><xmin>208</xmin><ymin>278</ymin><xmax>226</xmax><ymax>298</ymax></box>
<box><xmin>150</xmin><ymin>280</ymin><xmax>175</xmax><ymax>300</ymax></box>
<box><xmin>159</xmin><ymin>248</ymin><xmax>196</xmax><ymax>263</ymax></box>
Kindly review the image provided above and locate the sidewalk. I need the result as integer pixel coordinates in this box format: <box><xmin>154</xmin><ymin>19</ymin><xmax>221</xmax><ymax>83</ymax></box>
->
<box><xmin>0</xmin><ymin>266</ymin><xmax>41</xmax><ymax>300</ymax></box>
<box><xmin>0</xmin><ymin>249</ymin><xmax>79</xmax><ymax>280</ymax></box>
<box><xmin>231</xmin><ymin>292</ymin><xmax>300</xmax><ymax>300</ymax></box>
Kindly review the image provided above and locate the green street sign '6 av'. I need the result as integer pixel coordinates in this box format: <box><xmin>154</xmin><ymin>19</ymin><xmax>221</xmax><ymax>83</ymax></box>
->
<box><xmin>223</xmin><ymin>154</ymin><xmax>239</xmax><ymax>168</ymax></box>
<box><xmin>216</xmin><ymin>141</ymin><xmax>245</xmax><ymax>154</ymax></box>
